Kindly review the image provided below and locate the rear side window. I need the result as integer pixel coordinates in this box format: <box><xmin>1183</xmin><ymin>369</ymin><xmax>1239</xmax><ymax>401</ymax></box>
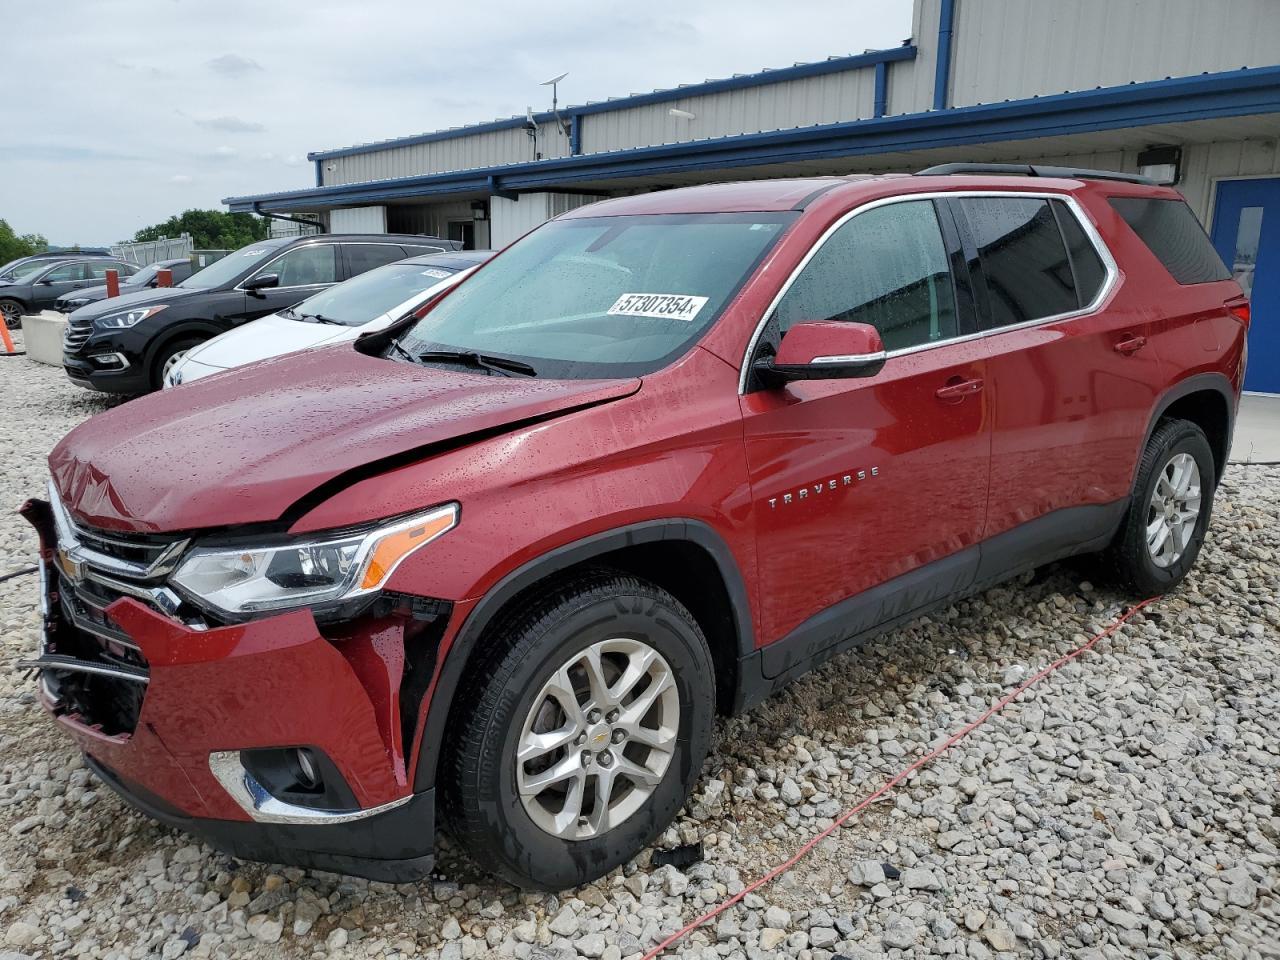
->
<box><xmin>344</xmin><ymin>243</ymin><xmax>409</xmax><ymax>276</ymax></box>
<box><xmin>1051</xmin><ymin>200</ymin><xmax>1108</xmax><ymax>307</ymax></box>
<box><xmin>773</xmin><ymin>200</ymin><xmax>958</xmax><ymax>352</ymax></box>
<box><xmin>1108</xmin><ymin>197</ymin><xmax>1230</xmax><ymax>285</ymax></box>
<box><xmin>961</xmin><ymin>197</ymin><xmax>1078</xmax><ymax>327</ymax></box>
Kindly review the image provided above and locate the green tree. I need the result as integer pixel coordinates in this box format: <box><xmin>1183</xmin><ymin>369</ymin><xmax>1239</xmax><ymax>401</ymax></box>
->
<box><xmin>132</xmin><ymin>209</ymin><xmax>268</xmax><ymax>249</ymax></box>
<box><xmin>0</xmin><ymin>219</ymin><xmax>49</xmax><ymax>265</ymax></box>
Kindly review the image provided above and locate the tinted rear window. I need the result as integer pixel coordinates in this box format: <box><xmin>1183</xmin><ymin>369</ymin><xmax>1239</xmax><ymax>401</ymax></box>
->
<box><xmin>961</xmin><ymin>197</ymin><xmax>1079</xmax><ymax>328</ymax></box>
<box><xmin>1051</xmin><ymin>200</ymin><xmax>1108</xmax><ymax>308</ymax></box>
<box><xmin>1108</xmin><ymin>197</ymin><xmax>1230</xmax><ymax>285</ymax></box>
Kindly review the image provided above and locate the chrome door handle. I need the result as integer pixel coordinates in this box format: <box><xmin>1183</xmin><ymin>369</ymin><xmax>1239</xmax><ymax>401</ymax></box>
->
<box><xmin>1114</xmin><ymin>335</ymin><xmax>1147</xmax><ymax>355</ymax></box>
<box><xmin>935</xmin><ymin>377</ymin><xmax>984</xmax><ymax>400</ymax></box>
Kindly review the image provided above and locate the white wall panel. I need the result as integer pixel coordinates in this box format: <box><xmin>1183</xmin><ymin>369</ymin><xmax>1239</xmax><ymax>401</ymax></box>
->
<box><xmin>580</xmin><ymin>70</ymin><xmax>879</xmax><ymax>154</ymax></box>
<box><xmin>948</xmin><ymin>0</ymin><xmax>1280</xmax><ymax>109</ymax></box>
<box><xmin>329</xmin><ymin>206</ymin><xmax>387</xmax><ymax>234</ymax></box>
<box><xmin>489</xmin><ymin>193</ymin><xmax>606</xmax><ymax>249</ymax></box>
<box><xmin>322</xmin><ymin>126</ymin><xmax>572</xmax><ymax>186</ymax></box>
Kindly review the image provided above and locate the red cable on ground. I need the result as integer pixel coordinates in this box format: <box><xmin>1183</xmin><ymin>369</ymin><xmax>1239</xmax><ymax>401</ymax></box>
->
<box><xmin>642</xmin><ymin>597</ymin><xmax>1156</xmax><ymax>960</ymax></box>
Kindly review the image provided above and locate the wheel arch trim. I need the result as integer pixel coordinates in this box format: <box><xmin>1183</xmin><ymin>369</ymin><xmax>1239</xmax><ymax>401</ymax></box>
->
<box><xmin>1138</xmin><ymin>371</ymin><xmax>1236</xmax><ymax>485</ymax></box>
<box><xmin>411</xmin><ymin>518</ymin><xmax>754</xmax><ymax>792</ymax></box>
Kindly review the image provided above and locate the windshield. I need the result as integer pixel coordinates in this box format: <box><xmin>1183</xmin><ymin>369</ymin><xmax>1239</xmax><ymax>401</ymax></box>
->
<box><xmin>124</xmin><ymin>263</ymin><xmax>163</xmax><ymax>286</ymax></box>
<box><xmin>287</xmin><ymin>260</ymin><xmax>461</xmax><ymax>326</ymax></box>
<box><xmin>7</xmin><ymin>261</ymin><xmax>51</xmax><ymax>282</ymax></box>
<box><xmin>394</xmin><ymin>213</ymin><xmax>793</xmax><ymax>378</ymax></box>
<box><xmin>177</xmin><ymin>240</ymin><xmax>286</xmax><ymax>290</ymax></box>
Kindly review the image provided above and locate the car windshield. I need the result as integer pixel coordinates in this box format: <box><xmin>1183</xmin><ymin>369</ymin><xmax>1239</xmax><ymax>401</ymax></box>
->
<box><xmin>124</xmin><ymin>263</ymin><xmax>163</xmax><ymax>285</ymax></box>
<box><xmin>7</xmin><ymin>261</ymin><xmax>52</xmax><ymax>282</ymax></box>
<box><xmin>393</xmin><ymin>213</ymin><xmax>794</xmax><ymax>378</ymax></box>
<box><xmin>286</xmin><ymin>261</ymin><xmax>462</xmax><ymax>326</ymax></box>
<box><xmin>177</xmin><ymin>240</ymin><xmax>286</xmax><ymax>290</ymax></box>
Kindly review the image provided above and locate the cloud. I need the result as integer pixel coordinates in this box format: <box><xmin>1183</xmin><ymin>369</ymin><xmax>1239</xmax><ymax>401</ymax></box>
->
<box><xmin>208</xmin><ymin>146</ymin><xmax>238</xmax><ymax>161</ymax></box>
<box><xmin>206</xmin><ymin>53</ymin><xmax>262</xmax><ymax>77</ymax></box>
<box><xmin>284</xmin><ymin>155</ymin><xmax>307</xmax><ymax>166</ymax></box>
<box><xmin>170</xmin><ymin>174</ymin><xmax>193</xmax><ymax>184</ymax></box>
<box><xmin>194</xmin><ymin>115</ymin><xmax>265</xmax><ymax>134</ymax></box>
<box><xmin>10</xmin><ymin>144</ymin><xmax>144</xmax><ymax>163</ymax></box>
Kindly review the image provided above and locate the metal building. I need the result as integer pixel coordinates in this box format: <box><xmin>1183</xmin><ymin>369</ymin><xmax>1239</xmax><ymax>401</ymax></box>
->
<box><xmin>226</xmin><ymin>0</ymin><xmax>1280</xmax><ymax>393</ymax></box>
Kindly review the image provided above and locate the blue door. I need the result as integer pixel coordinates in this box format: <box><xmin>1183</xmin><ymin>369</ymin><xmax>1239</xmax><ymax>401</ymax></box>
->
<box><xmin>1211</xmin><ymin>178</ymin><xmax>1280</xmax><ymax>394</ymax></box>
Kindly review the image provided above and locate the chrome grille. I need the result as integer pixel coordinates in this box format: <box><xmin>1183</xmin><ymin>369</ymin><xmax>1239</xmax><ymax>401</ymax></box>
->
<box><xmin>47</xmin><ymin>481</ymin><xmax>189</xmax><ymax>615</ymax></box>
<box><xmin>63</xmin><ymin>318</ymin><xmax>92</xmax><ymax>353</ymax></box>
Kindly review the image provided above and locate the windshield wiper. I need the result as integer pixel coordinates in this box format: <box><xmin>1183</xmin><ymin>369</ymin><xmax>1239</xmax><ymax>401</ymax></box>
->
<box><xmin>387</xmin><ymin>339</ymin><xmax>416</xmax><ymax>363</ymax></box>
<box><xmin>415</xmin><ymin>350</ymin><xmax>538</xmax><ymax>378</ymax></box>
<box><xmin>295</xmin><ymin>312</ymin><xmax>344</xmax><ymax>325</ymax></box>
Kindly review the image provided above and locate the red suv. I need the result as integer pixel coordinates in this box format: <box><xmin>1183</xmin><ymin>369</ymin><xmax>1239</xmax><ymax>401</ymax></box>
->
<box><xmin>22</xmin><ymin>165</ymin><xmax>1247</xmax><ymax>890</ymax></box>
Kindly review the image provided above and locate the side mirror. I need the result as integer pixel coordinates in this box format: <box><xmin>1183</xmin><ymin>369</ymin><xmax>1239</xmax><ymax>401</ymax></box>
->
<box><xmin>38</xmin><ymin>278</ymin><xmax>55</xmax><ymax>285</ymax></box>
<box><xmin>243</xmin><ymin>273</ymin><xmax>280</xmax><ymax>295</ymax></box>
<box><xmin>755</xmin><ymin>321</ymin><xmax>887</xmax><ymax>386</ymax></box>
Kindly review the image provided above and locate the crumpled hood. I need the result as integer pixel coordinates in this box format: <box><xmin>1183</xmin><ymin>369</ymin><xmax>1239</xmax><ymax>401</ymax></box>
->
<box><xmin>185</xmin><ymin>312</ymin><xmax>362</xmax><ymax>369</ymax></box>
<box><xmin>50</xmin><ymin>346</ymin><xmax>640</xmax><ymax>532</ymax></box>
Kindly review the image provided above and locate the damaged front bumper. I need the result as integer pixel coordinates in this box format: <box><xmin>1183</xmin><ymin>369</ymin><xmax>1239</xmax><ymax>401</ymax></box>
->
<box><xmin>18</xmin><ymin>498</ymin><xmax>446</xmax><ymax>883</ymax></box>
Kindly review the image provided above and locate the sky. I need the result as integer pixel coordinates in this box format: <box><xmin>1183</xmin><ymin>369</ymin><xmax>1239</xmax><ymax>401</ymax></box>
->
<box><xmin>2</xmin><ymin>0</ymin><xmax>914</xmax><ymax>246</ymax></box>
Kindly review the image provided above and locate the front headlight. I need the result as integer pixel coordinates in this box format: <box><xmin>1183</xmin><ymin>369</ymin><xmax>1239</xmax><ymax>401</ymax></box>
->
<box><xmin>170</xmin><ymin>503</ymin><xmax>458</xmax><ymax>616</ymax></box>
<box><xmin>94</xmin><ymin>304</ymin><xmax>167</xmax><ymax>330</ymax></box>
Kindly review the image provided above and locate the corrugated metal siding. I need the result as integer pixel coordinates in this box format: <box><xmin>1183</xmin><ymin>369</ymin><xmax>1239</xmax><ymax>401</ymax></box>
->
<box><xmin>990</xmin><ymin>139</ymin><xmax>1280</xmax><ymax>227</ymax></box>
<box><xmin>949</xmin><ymin>0</ymin><xmax>1280</xmax><ymax>108</ymax></box>
<box><xmin>580</xmin><ymin>70</ymin><xmax>880</xmax><ymax>154</ymax></box>
<box><xmin>489</xmin><ymin>193</ymin><xmax>606</xmax><ymax>249</ymax></box>
<box><xmin>887</xmin><ymin>0</ymin><xmax>942</xmax><ymax>116</ymax></box>
<box><xmin>322</xmin><ymin>127</ymin><xmax>572</xmax><ymax>186</ymax></box>
<box><xmin>329</xmin><ymin>206</ymin><xmax>387</xmax><ymax>233</ymax></box>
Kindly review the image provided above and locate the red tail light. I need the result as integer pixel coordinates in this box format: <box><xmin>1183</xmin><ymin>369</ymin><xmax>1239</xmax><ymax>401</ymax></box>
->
<box><xmin>1227</xmin><ymin>298</ymin><xmax>1250</xmax><ymax>327</ymax></box>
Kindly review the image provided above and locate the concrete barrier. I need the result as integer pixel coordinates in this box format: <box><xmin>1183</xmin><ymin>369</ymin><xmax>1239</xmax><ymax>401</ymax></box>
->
<box><xmin>22</xmin><ymin>311</ymin><xmax>68</xmax><ymax>366</ymax></box>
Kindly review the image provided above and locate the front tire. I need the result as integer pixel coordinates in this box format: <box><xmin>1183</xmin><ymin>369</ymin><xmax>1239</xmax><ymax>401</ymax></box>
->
<box><xmin>151</xmin><ymin>337</ymin><xmax>203</xmax><ymax>391</ymax></box>
<box><xmin>0</xmin><ymin>298</ymin><xmax>24</xmax><ymax>329</ymax></box>
<box><xmin>442</xmin><ymin>571</ymin><xmax>714</xmax><ymax>890</ymax></box>
<box><xmin>1101</xmin><ymin>418</ymin><xmax>1217</xmax><ymax>596</ymax></box>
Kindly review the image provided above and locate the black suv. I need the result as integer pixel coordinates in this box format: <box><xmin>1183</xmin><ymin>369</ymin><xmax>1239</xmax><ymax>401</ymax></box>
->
<box><xmin>55</xmin><ymin>258</ymin><xmax>196</xmax><ymax>313</ymax></box>
<box><xmin>1</xmin><ymin>257</ymin><xmax>139</xmax><ymax>328</ymax></box>
<box><xmin>63</xmin><ymin>233</ymin><xmax>458</xmax><ymax>393</ymax></box>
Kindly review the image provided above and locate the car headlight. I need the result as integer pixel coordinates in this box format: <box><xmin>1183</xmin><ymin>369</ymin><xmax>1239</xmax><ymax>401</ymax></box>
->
<box><xmin>170</xmin><ymin>503</ymin><xmax>458</xmax><ymax>616</ymax></box>
<box><xmin>94</xmin><ymin>304</ymin><xmax>167</xmax><ymax>330</ymax></box>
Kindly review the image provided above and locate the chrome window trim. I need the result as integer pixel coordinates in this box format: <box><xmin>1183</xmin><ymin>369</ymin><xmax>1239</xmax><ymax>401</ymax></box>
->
<box><xmin>737</xmin><ymin>190</ymin><xmax>1120</xmax><ymax>393</ymax></box>
<box><xmin>811</xmin><ymin>351</ymin><xmax>888</xmax><ymax>364</ymax></box>
<box><xmin>233</xmin><ymin>240</ymin><xmax>340</xmax><ymax>293</ymax></box>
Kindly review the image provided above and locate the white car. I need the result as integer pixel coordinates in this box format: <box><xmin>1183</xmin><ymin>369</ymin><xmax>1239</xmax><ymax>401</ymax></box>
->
<box><xmin>165</xmin><ymin>250</ymin><xmax>493</xmax><ymax>387</ymax></box>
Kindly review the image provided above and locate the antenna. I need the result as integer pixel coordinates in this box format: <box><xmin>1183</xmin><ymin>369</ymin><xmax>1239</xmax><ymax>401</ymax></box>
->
<box><xmin>540</xmin><ymin>71</ymin><xmax>572</xmax><ymax>138</ymax></box>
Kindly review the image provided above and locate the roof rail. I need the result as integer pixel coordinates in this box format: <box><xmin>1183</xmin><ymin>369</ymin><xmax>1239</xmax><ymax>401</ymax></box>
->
<box><xmin>915</xmin><ymin>162</ymin><xmax>1157</xmax><ymax>186</ymax></box>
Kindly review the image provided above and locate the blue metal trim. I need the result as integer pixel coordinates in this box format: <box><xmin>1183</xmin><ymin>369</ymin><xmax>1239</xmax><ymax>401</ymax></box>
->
<box><xmin>314</xmin><ymin>159</ymin><xmax>323</xmax><ymax>188</ymax></box>
<box><xmin>569</xmin><ymin>115</ymin><xmax>582</xmax><ymax>156</ymax></box>
<box><xmin>873</xmin><ymin>61</ymin><xmax>888</xmax><ymax>118</ymax></box>
<box><xmin>934</xmin><ymin>0</ymin><xmax>956</xmax><ymax>111</ymax></box>
<box><xmin>226</xmin><ymin>67</ymin><xmax>1280</xmax><ymax>213</ymax></box>
<box><xmin>306</xmin><ymin>46</ymin><xmax>917</xmax><ymax>161</ymax></box>
<box><xmin>487</xmin><ymin>174</ymin><xmax>517</xmax><ymax>201</ymax></box>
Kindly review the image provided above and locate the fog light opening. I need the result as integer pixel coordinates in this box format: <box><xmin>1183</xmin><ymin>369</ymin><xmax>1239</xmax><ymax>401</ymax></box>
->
<box><xmin>294</xmin><ymin>747</ymin><xmax>320</xmax><ymax>790</ymax></box>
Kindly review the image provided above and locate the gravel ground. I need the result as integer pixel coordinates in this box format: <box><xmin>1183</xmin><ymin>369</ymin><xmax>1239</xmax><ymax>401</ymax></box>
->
<box><xmin>1</xmin><ymin>336</ymin><xmax>1277</xmax><ymax>960</ymax></box>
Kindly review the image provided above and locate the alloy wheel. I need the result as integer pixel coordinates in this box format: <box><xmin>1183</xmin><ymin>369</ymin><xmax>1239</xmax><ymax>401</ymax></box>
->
<box><xmin>161</xmin><ymin>349</ymin><xmax>189</xmax><ymax>384</ymax></box>
<box><xmin>1145</xmin><ymin>452</ymin><xmax>1201</xmax><ymax>568</ymax></box>
<box><xmin>516</xmin><ymin>637</ymin><xmax>679</xmax><ymax>840</ymax></box>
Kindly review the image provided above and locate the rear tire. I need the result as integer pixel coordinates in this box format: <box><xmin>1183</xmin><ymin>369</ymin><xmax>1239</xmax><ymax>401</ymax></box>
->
<box><xmin>1099</xmin><ymin>418</ymin><xmax>1216</xmax><ymax>596</ymax></box>
<box><xmin>442</xmin><ymin>570</ymin><xmax>715</xmax><ymax>890</ymax></box>
<box><xmin>150</xmin><ymin>337</ymin><xmax>202</xmax><ymax>391</ymax></box>
<box><xmin>0</xmin><ymin>299</ymin><xmax>24</xmax><ymax>329</ymax></box>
